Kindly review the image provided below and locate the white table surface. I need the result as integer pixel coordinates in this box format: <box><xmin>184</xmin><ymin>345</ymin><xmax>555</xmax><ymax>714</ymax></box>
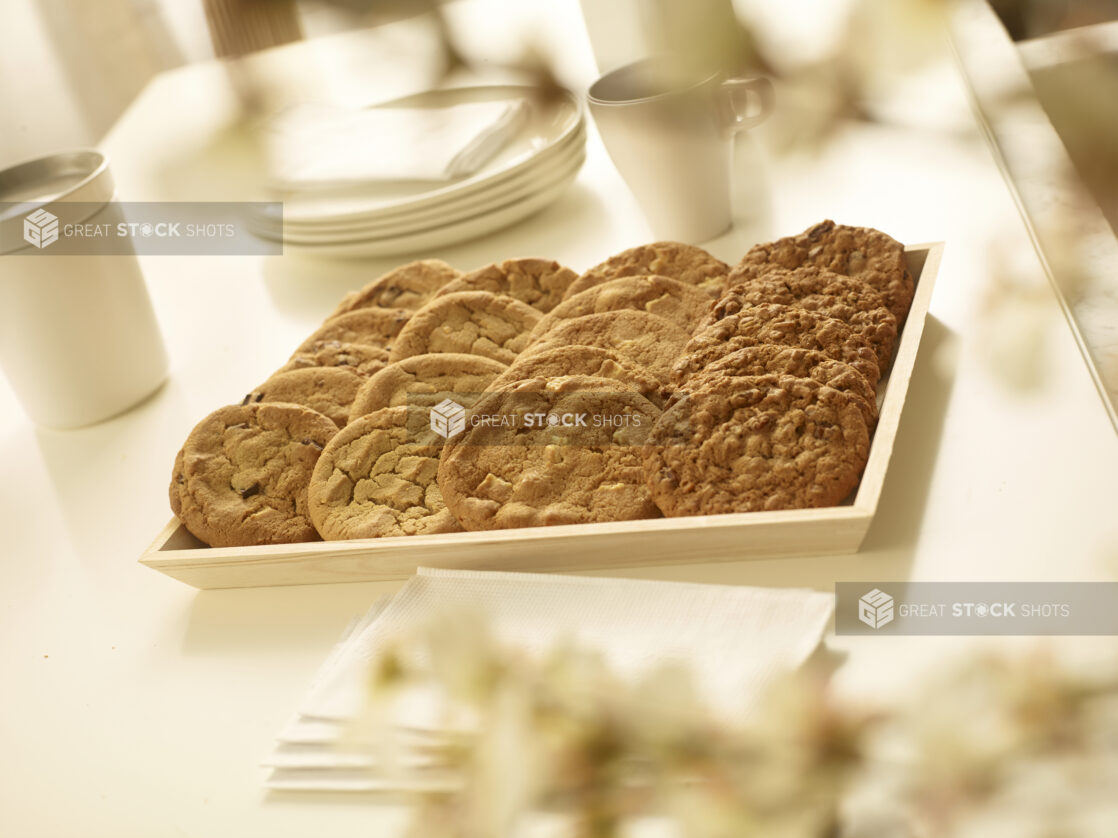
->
<box><xmin>2</xmin><ymin>4</ymin><xmax>1117</xmax><ymax>836</ymax></box>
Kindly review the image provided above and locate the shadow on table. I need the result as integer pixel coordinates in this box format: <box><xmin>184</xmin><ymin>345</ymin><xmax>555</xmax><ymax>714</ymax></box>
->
<box><xmin>259</xmin><ymin>181</ymin><xmax>616</xmax><ymax>320</ymax></box>
<box><xmin>179</xmin><ymin>579</ymin><xmax>399</xmax><ymax>656</ymax></box>
<box><xmin>30</xmin><ymin>376</ymin><xmax>190</xmax><ymax>564</ymax></box>
<box><xmin>580</xmin><ymin>315</ymin><xmax>958</xmax><ymax>593</ymax></box>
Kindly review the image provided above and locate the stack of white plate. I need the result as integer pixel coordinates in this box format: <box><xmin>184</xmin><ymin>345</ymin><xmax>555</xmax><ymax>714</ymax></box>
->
<box><xmin>251</xmin><ymin>85</ymin><xmax>586</xmax><ymax>258</ymax></box>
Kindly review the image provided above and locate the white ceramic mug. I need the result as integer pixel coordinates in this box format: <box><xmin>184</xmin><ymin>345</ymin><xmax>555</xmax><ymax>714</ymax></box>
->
<box><xmin>0</xmin><ymin>151</ymin><xmax>169</xmax><ymax>428</ymax></box>
<box><xmin>588</xmin><ymin>58</ymin><xmax>773</xmax><ymax>242</ymax></box>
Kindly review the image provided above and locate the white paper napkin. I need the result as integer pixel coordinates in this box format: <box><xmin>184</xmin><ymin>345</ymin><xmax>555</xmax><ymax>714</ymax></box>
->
<box><xmin>266</xmin><ymin>568</ymin><xmax>834</xmax><ymax>791</ymax></box>
<box><xmin>266</xmin><ymin>99</ymin><xmax>528</xmax><ymax>189</ymax></box>
<box><xmin>304</xmin><ymin>568</ymin><xmax>833</xmax><ymax>724</ymax></box>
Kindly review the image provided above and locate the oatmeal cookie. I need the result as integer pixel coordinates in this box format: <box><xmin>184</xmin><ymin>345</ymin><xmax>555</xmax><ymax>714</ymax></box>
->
<box><xmin>643</xmin><ymin>375</ymin><xmax>869</xmax><ymax>516</ymax></box>
<box><xmin>715</xmin><ymin>265</ymin><xmax>898</xmax><ymax>368</ymax></box>
<box><xmin>674</xmin><ymin>304</ymin><xmax>881</xmax><ymax>386</ymax></box>
<box><xmin>736</xmin><ymin>220</ymin><xmax>914</xmax><ymax>322</ymax></box>
<box><xmin>674</xmin><ymin>344</ymin><xmax>877</xmax><ymax>430</ymax></box>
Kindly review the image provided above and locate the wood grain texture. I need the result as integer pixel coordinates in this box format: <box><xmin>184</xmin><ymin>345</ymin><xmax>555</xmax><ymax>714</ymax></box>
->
<box><xmin>141</xmin><ymin>244</ymin><xmax>943</xmax><ymax>589</ymax></box>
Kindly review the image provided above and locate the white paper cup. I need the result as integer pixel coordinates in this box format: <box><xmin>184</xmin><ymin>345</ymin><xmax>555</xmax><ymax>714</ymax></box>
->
<box><xmin>588</xmin><ymin>58</ymin><xmax>773</xmax><ymax>242</ymax></box>
<box><xmin>0</xmin><ymin>151</ymin><xmax>169</xmax><ymax>429</ymax></box>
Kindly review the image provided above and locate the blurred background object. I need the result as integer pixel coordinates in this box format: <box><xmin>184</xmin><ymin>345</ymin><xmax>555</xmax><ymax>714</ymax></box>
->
<box><xmin>2</xmin><ymin>0</ymin><xmax>1116</xmax><ymax>421</ymax></box>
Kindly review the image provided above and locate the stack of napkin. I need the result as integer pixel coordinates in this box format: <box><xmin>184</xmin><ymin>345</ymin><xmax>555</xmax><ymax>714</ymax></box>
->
<box><xmin>264</xmin><ymin>568</ymin><xmax>834</xmax><ymax>791</ymax></box>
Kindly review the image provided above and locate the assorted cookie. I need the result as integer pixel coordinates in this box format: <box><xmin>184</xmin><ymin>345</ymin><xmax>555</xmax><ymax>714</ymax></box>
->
<box><xmin>308</xmin><ymin>406</ymin><xmax>462</xmax><ymax>540</ymax></box>
<box><xmin>295</xmin><ymin>307</ymin><xmax>412</xmax><ymax>354</ymax></box>
<box><xmin>432</xmin><ymin>258</ymin><xmax>578</xmax><ymax>313</ymax></box>
<box><xmin>523</xmin><ymin>310</ymin><xmax>692</xmax><ymax>384</ymax></box>
<box><xmin>169</xmin><ymin>223</ymin><xmax>917</xmax><ymax>545</ymax></box>
<box><xmin>277</xmin><ymin>341</ymin><xmax>390</xmax><ymax>378</ymax></box>
<box><xmin>348</xmin><ymin>353</ymin><xmax>507</xmax><ymax>421</ymax></box>
<box><xmin>566</xmin><ymin>241</ymin><xmax>731</xmax><ymax>299</ymax></box>
<box><xmin>532</xmin><ymin>275</ymin><xmax>713</xmax><ymax>337</ymax></box>
<box><xmin>389</xmin><ymin>291</ymin><xmax>542</xmax><ymax>364</ymax></box>
<box><xmin>438</xmin><ymin>376</ymin><xmax>661</xmax><ymax>529</ymax></box>
<box><xmin>248</xmin><ymin>367</ymin><xmax>364</xmax><ymax>429</ymax></box>
<box><xmin>172</xmin><ymin>402</ymin><xmax>337</xmax><ymax>547</ymax></box>
<box><xmin>329</xmin><ymin>259</ymin><xmax>460</xmax><ymax>317</ymax></box>
<box><xmin>491</xmin><ymin>345</ymin><xmax>669</xmax><ymax>408</ymax></box>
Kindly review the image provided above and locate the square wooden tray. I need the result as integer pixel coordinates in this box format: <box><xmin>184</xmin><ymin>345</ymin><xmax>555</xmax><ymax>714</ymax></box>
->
<box><xmin>141</xmin><ymin>243</ymin><xmax>943</xmax><ymax>589</ymax></box>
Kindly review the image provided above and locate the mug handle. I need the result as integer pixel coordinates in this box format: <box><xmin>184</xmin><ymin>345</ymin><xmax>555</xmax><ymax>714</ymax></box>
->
<box><xmin>720</xmin><ymin>76</ymin><xmax>774</xmax><ymax>134</ymax></box>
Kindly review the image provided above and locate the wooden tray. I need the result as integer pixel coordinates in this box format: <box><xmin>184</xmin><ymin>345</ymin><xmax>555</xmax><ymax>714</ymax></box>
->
<box><xmin>141</xmin><ymin>243</ymin><xmax>943</xmax><ymax>589</ymax></box>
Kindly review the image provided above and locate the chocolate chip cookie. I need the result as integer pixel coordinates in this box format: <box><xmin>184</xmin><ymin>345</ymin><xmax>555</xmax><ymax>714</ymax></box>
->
<box><xmin>277</xmin><ymin>341</ymin><xmax>390</xmax><ymax>377</ymax></box>
<box><xmin>491</xmin><ymin>344</ymin><xmax>669</xmax><ymax>408</ymax></box>
<box><xmin>675</xmin><ymin>304</ymin><xmax>881</xmax><ymax>386</ymax></box>
<box><xmin>348</xmin><ymin>353</ymin><xmax>507</xmax><ymax>422</ymax></box>
<box><xmin>532</xmin><ymin>275</ymin><xmax>712</xmax><ymax>338</ymax></box>
<box><xmin>522</xmin><ymin>310</ymin><xmax>691</xmax><ymax>384</ymax></box>
<box><xmin>643</xmin><ymin>375</ymin><xmax>870</xmax><ymax>516</ymax></box>
<box><xmin>715</xmin><ymin>265</ymin><xmax>898</xmax><ymax>368</ymax></box>
<box><xmin>296</xmin><ymin>307</ymin><xmax>412</xmax><ymax>354</ymax></box>
<box><xmin>438</xmin><ymin>375</ymin><xmax>661</xmax><ymax>529</ymax></box>
<box><xmin>248</xmin><ymin>367</ymin><xmax>364</xmax><ymax>428</ymax></box>
<box><xmin>173</xmin><ymin>402</ymin><xmax>337</xmax><ymax>546</ymax></box>
<box><xmin>432</xmin><ymin>258</ymin><xmax>578</xmax><ymax>313</ymax></box>
<box><xmin>307</xmin><ymin>406</ymin><xmax>462</xmax><ymax>540</ymax></box>
<box><xmin>736</xmin><ymin>220</ymin><xmax>914</xmax><ymax>322</ymax></box>
<box><xmin>674</xmin><ymin>344</ymin><xmax>878</xmax><ymax>430</ymax></box>
<box><xmin>330</xmin><ymin>259</ymin><xmax>460</xmax><ymax>317</ymax></box>
<box><xmin>565</xmin><ymin>242</ymin><xmax>730</xmax><ymax>300</ymax></box>
<box><xmin>389</xmin><ymin>291</ymin><xmax>541</xmax><ymax>364</ymax></box>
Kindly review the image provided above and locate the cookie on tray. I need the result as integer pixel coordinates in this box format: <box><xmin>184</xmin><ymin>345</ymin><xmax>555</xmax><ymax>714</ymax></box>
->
<box><xmin>172</xmin><ymin>402</ymin><xmax>337</xmax><ymax>546</ymax></box>
<box><xmin>308</xmin><ymin>406</ymin><xmax>462</xmax><ymax>540</ymax></box>
<box><xmin>674</xmin><ymin>344</ymin><xmax>878</xmax><ymax>430</ymax></box>
<box><xmin>438</xmin><ymin>375</ymin><xmax>661</xmax><ymax>530</ymax></box>
<box><xmin>566</xmin><ymin>242</ymin><xmax>730</xmax><ymax>299</ymax></box>
<box><xmin>532</xmin><ymin>275</ymin><xmax>712</xmax><ymax>337</ymax></box>
<box><xmin>247</xmin><ymin>366</ymin><xmax>364</xmax><ymax>428</ymax></box>
<box><xmin>736</xmin><ymin>220</ymin><xmax>914</xmax><ymax>322</ymax></box>
<box><xmin>715</xmin><ymin>265</ymin><xmax>898</xmax><ymax>368</ymax></box>
<box><xmin>277</xmin><ymin>341</ymin><xmax>390</xmax><ymax>378</ymax></box>
<box><xmin>348</xmin><ymin>353</ymin><xmax>507</xmax><ymax>423</ymax></box>
<box><xmin>432</xmin><ymin>258</ymin><xmax>578</xmax><ymax>313</ymax></box>
<box><xmin>522</xmin><ymin>310</ymin><xmax>691</xmax><ymax>384</ymax></box>
<box><xmin>295</xmin><ymin>307</ymin><xmax>412</xmax><ymax>354</ymax></box>
<box><xmin>643</xmin><ymin>375</ymin><xmax>870</xmax><ymax>516</ymax></box>
<box><xmin>329</xmin><ymin>259</ymin><xmax>460</xmax><ymax>317</ymax></box>
<box><xmin>389</xmin><ymin>291</ymin><xmax>542</xmax><ymax>365</ymax></box>
<box><xmin>491</xmin><ymin>344</ymin><xmax>669</xmax><ymax>408</ymax></box>
<box><xmin>673</xmin><ymin>303</ymin><xmax>881</xmax><ymax>387</ymax></box>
